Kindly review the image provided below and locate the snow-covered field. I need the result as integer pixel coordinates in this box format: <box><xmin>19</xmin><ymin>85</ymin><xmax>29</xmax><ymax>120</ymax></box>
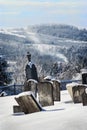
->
<box><xmin>0</xmin><ymin>90</ymin><xmax>87</xmax><ymax>130</ymax></box>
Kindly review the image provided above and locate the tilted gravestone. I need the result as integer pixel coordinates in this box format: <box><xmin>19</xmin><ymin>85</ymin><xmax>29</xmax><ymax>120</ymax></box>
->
<box><xmin>14</xmin><ymin>91</ymin><xmax>42</xmax><ymax>114</ymax></box>
<box><xmin>52</xmin><ymin>80</ymin><xmax>61</xmax><ymax>101</ymax></box>
<box><xmin>24</xmin><ymin>79</ymin><xmax>38</xmax><ymax>98</ymax></box>
<box><xmin>66</xmin><ymin>83</ymin><xmax>86</xmax><ymax>103</ymax></box>
<box><xmin>37</xmin><ymin>81</ymin><xmax>54</xmax><ymax>107</ymax></box>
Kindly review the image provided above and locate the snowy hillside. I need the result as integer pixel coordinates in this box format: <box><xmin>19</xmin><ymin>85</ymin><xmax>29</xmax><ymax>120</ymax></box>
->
<box><xmin>0</xmin><ymin>24</ymin><xmax>87</xmax><ymax>84</ymax></box>
<box><xmin>0</xmin><ymin>90</ymin><xmax>87</xmax><ymax>130</ymax></box>
<box><xmin>0</xmin><ymin>26</ymin><xmax>86</xmax><ymax>62</ymax></box>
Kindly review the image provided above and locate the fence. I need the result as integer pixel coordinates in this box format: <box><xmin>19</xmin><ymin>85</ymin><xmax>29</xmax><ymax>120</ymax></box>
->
<box><xmin>60</xmin><ymin>79</ymin><xmax>82</xmax><ymax>90</ymax></box>
<box><xmin>0</xmin><ymin>79</ymin><xmax>82</xmax><ymax>96</ymax></box>
<box><xmin>0</xmin><ymin>84</ymin><xmax>24</xmax><ymax>95</ymax></box>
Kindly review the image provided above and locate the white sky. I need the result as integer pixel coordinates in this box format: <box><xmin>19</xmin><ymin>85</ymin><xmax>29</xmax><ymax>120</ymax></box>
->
<box><xmin>0</xmin><ymin>0</ymin><xmax>87</xmax><ymax>28</ymax></box>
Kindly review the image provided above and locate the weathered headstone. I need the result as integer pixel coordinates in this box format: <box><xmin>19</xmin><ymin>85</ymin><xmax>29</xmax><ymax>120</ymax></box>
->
<box><xmin>82</xmin><ymin>72</ymin><xmax>87</xmax><ymax>84</ymax></box>
<box><xmin>52</xmin><ymin>80</ymin><xmax>61</xmax><ymax>101</ymax></box>
<box><xmin>15</xmin><ymin>91</ymin><xmax>42</xmax><ymax>114</ymax></box>
<box><xmin>82</xmin><ymin>93</ymin><xmax>87</xmax><ymax>106</ymax></box>
<box><xmin>37</xmin><ymin>81</ymin><xmax>54</xmax><ymax>107</ymax></box>
<box><xmin>13</xmin><ymin>105</ymin><xmax>23</xmax><ymax>113</ymax></box>
<box><xmin>66</xmin><ymin>83</ymin><xmax>86</xmax><ymax>103</ymax></box>
<box><xmin>25</xmin><ymin>52</ymin><xmax>38</xmax><ymax>81</ymax></box>
<box><xmin>24</xmin><ymin>79</ymin><xmax>38</xmax><ymax>98</ymax></box>
<box><xmin>24</xmin><ymin>80</ymin><xmax>31</xmax><ymax>91</ymax></box>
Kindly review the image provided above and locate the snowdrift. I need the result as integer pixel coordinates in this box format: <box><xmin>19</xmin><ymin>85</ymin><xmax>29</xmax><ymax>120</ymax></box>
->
<box><xmin>0</xmin><ymin>90</ymin><xmax>87</xmax><ymax>130</ymax></box>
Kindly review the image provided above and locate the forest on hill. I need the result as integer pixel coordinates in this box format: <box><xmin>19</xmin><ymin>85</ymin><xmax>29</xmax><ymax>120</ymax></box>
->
<box><xmin>0</xmin><ymin>24</ymin><xmax>87</xmax><ymax>86</ymax></box>
<box><xmin>32</xmin><ymin>24</ymin><xmax>87</xmax><ymax>41</ymax></box>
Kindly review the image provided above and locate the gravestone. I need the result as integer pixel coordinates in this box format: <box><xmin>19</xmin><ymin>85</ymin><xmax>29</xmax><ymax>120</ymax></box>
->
<box><xmin>25</xmin><ymin>52</ymin><xmax>38</xmax><ymax>82</ymax></box>
<box><xmin>15</xmin><ymin>91</ymin><xmax>42</xmax><ymax>114</ymax></box>
<box><xmin>24</xmin><ymin>79</ymin><xmax>38</xmax><ymax>98</ymax></box>
<box><xmin>13</xmin><ymin>105</ymin><xmax>23</xmax><ymax>113</ymax></box>
<box><xmin>82</xmin><ymin>72</ymin><xmax>87</xmax><ymax>84</ymax></box>
<box><xmin>24</xmin><ymin>80</ymin><xmax>31</xmax><ymax>91</ymax></box>
<box><xmin>52</xmin><ymin>80</ymin><xmax>61</xmax><ymax>101</ymax></box>
<box><xmin>66</xmin><ymin>83</ymin><xmax>86</xmax><ymax>103</ymax></box>
<box><xmin>37</xmin><ymin>81</ymin><xmax>54</xmax><ymax>107</ymax></box>
<box><xmin>82</xmin><ymin>88</ymin><xmax>87</xmax><ymax>106</ymax></box>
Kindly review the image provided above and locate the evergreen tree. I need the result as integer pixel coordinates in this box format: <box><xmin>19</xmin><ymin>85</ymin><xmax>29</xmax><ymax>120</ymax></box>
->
<box><xmin>0</xmin><ymin>55</ymin><xmax>11</xmax><ymax>86</ymax></box>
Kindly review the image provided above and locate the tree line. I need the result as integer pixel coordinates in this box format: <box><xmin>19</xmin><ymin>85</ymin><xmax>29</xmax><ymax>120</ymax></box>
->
<box><xmin>32</xmin><ymin>24</ymin><xmax>87</xmax><ymax>41</ymax></box>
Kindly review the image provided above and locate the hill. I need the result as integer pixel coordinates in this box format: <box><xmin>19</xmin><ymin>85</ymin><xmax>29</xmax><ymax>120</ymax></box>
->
<box><xmin>0</xmin><ymin>24</ymin><xmax>87</xmax><ymax>84</ymax></box>
<box><xmin>31</xmin><ymin>24</ymin><xmax>87</xmax><ymax>41</ymax></box>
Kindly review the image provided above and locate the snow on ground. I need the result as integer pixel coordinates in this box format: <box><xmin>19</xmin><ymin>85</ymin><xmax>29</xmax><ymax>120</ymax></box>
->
<box><xmin>0</xmin><ymin>29</ymin><xmax>26</xmax><ymax>38</ymax></box>
<box><xmin>26</xmin><ymin>31</ymin><xmax>41</xmax><ymax>44</ymax></box>
<box><xmin>32</xmin><ymin>44</ymin><xmax>68</xmax><ymax>62</ymax></box>
<box><xmin>0</xmin><ymin>90</ymin><xmax>87</xmax><ymax>130</ymax></box>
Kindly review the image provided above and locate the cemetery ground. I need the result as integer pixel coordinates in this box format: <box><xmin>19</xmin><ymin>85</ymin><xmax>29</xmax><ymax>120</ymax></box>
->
<box><xmin>0</xmin><ymin>90</ymin><xmax>87</xmax><ymax>130</ymax></box>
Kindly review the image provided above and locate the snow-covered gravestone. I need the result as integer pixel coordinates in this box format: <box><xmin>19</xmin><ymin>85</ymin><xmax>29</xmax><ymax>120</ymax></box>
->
<box><xmin>52</xmin><ymin>80</ymin><xmax>61</xmax><ymax>101</ymax></box>
<box><xmin>14</xmin><ymin>91</ymin><xmax>42</xmax><ymax>114</ymax></box>
<box><xmin>25</xmin><ymin>52</ymin><xmax>38</xmax><ymax>81</ymax></box>
<box><xmin>44</xmin><ymin>76</ymin><xmax>61</xmax><ymax>101</ymax></box>
<box><xmin>37</xmin><ymin>81</ymin><xmax>54</xmax><ymax>107</ymax></box>
<box><xmin>82</xmin><ymin>88</ymin><xmax>87</xmax><ymax>106</ymax></box>
<box><xmin>82</xmin><ymin>72</ymin><xmax>87</xmax><ymax>84</ymax></box>
<box><xmin>24</xmin><ymin>79</ymin><xmax>38</xmax><ymax>98</ymax></box>
<box><xmin>66</xmin><ymin>83</ymin><xmax>86</xmax><ymax>103</ymax></box>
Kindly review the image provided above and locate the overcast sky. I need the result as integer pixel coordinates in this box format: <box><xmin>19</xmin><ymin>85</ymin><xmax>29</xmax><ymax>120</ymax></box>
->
<box><xmin>0</xmin><ymin>0</ymin><xmax>87</xmax><ymax>28</ymax></box>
